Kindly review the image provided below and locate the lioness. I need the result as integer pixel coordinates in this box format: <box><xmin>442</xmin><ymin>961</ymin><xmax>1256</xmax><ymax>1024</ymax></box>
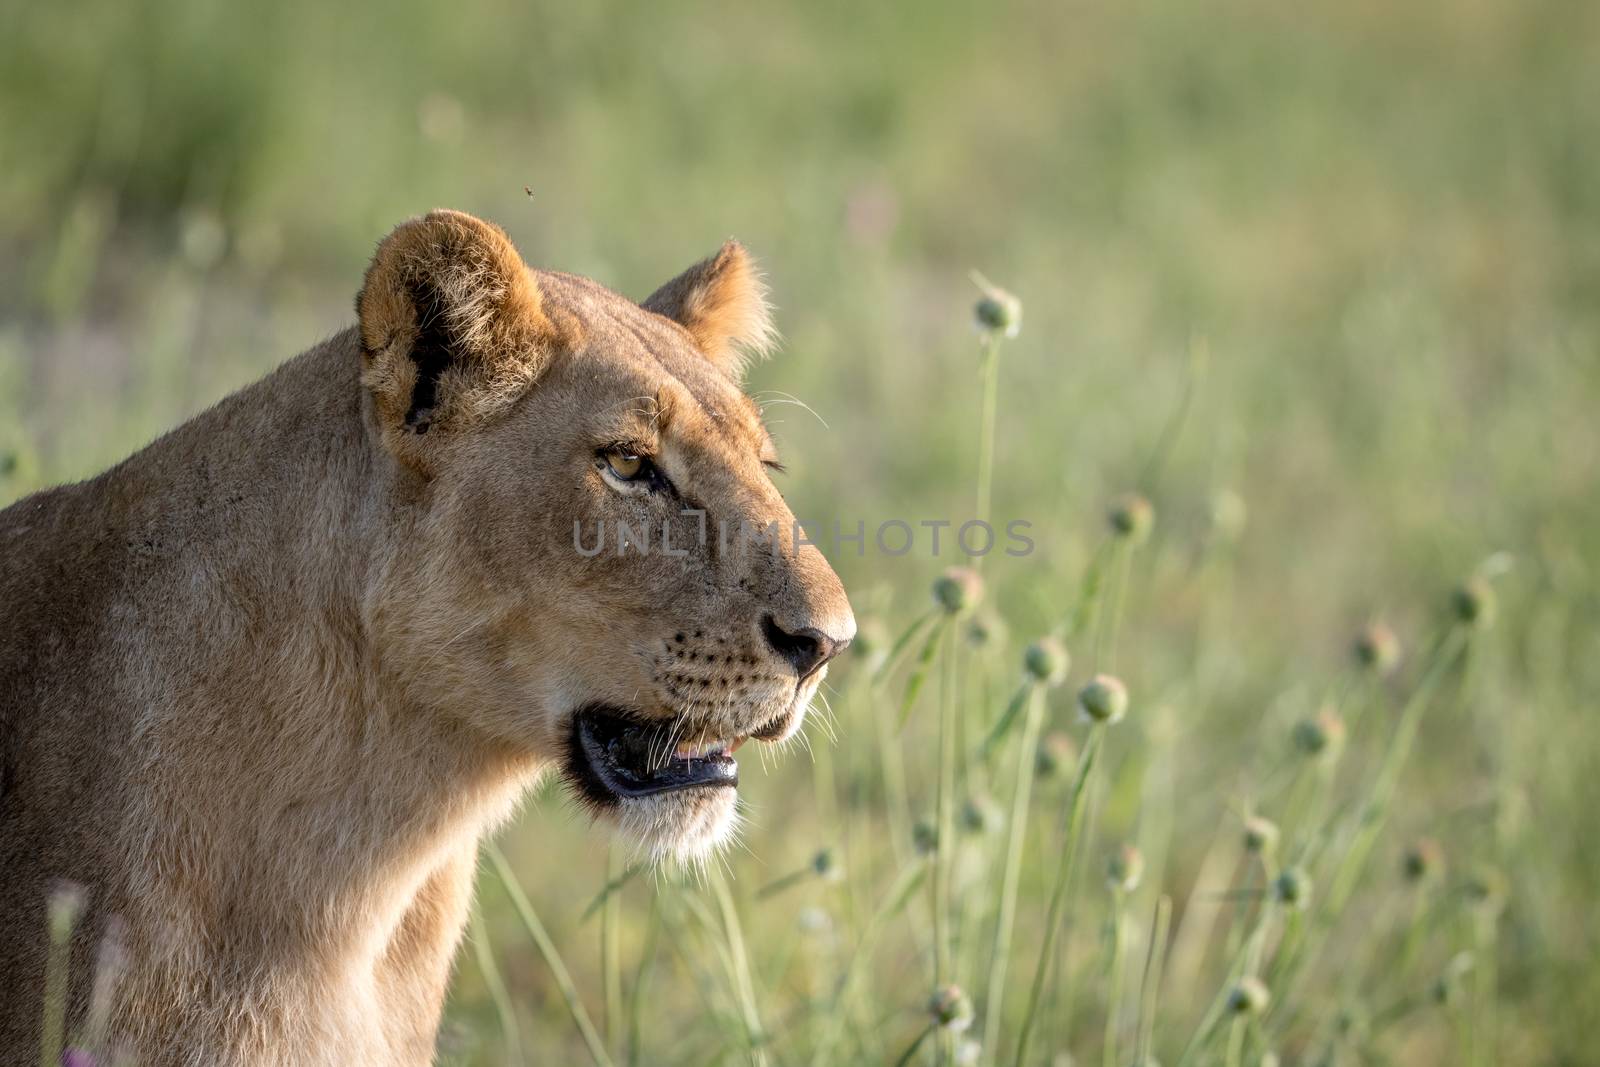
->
<box><xmin>0</xmin><ymin>210</ymin><xmax>854</xmax><ymax>1064</ymax></box>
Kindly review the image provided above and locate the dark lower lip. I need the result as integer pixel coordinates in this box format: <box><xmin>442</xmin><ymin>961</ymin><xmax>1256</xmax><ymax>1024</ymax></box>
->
<box><xmin>566</xmin><ymin>705</ymin><xmax>738</xmax><ymax>803</ymax></box>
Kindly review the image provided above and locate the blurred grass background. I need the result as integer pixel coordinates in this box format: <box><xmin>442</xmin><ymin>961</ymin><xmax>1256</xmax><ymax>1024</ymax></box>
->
<box><xmin>3</xmin><ymin>0</ymin><xmax>1597</xmax><ymax>1062</ymax></box>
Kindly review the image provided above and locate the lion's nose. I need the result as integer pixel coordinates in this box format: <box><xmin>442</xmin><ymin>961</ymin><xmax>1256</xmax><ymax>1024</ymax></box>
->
<box><xmin>762</xmin><ymin>615</ymin><xmax>850</xmax><ymax>680</ymax></box>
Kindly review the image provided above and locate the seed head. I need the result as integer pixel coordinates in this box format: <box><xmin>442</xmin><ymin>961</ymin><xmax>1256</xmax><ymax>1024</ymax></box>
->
<box><xmin>1078</xmin><ymin>674</ymin><xmax>1129</xmax><ymax>725</ymax></box>
<box><xmin>1023</xmin><ymin>637</ymin><xmax>1070</xmax><ymax>687</ymax></box>
<box><xmin>1450</xmin><ymin>576</ymin><xmax>1496</xmax><ymax>630</ymax></box>
<box><xmin>1273</xmin><ymin>866</ymin><xmax>1312</xmax><ymax>909</ymax></box>
<box><xmin>961</xmin><ymin>793</ymin><xmax>1005</xmax><ymax>836</ymax></box>
<box><xmin>933</xmin><ymin>567</ymin><xmax>984</xmax><ymax>615</ymax></box>
<box><xmin>811</xmin><ymin>848</ymin><xmax>843</xmax><ymax>883</ymax></box>
<box><xmin>1431</xmin><ymin>952</ymin><xmax>1474</xmax><ymax>1005</ymax></box>
<box><xmin>927</xmin><ymin>984</ymin><xmax>975</xmax><ymax>1032</ymax></box>
<box><xmin>1352</xmin><ymin>621</ymin><xmax>1402</xmax><ymax>675</ymax></box>
<box><xmin>1226</xmin><ymin>976</ymin><xmax>1271</xmax><ymax>1016</ymax></box>
<box><xmin>851</xmin><ymin>617</ymin><xmax>889</xmax><ymax>672</ymax></box>
<box><xmin>912</xmin><ymin>819</ymin><xmax>940</xmax><ymax>857</ymax></box>
<box><xmin>796</xmin><ymin>906</ymin><xmax>833</xmax><ymax>936</ymax></box>
<box><xmin>1292</xmin><ymin>705</ymin><xmax>1346</xmax><ymax>761</ymax></box>
<box><xmin>973</xmin><ymin>284</ymin><xmax>1022</xmax><ymax>338</ymax></box>
<box><xmin>965</xmin><ymin>611</ymin><xmax>1006</xmax><ymax>650</ymax></box>
<box><xmin>1108</xmin><ymin>492</ymin><xmax>1155</xmax><ymax>544</ymax></box>
<box><xmin>1243</xmin><ymin>816</ymin><xmax>1280</xmax><ymax>855</ymax></box>
<box><xmin>1464</xmin><ymin>866</ymin><xmax>1507</xmax><ymax>914</ymax></box>
<box><xmin>1035</xmin><ymin>731</ymin><xmax>1078</xmax><ymax>780</ymax></box>
<box><xmin>1334</xmin><ymin>1006</ymin><xmax>1368</xmax><ymax>1042</ymax></box>
<box><xmin>1402</xmin><ymin>838</ymin><xmax>1444</xmax><ymax>883</ymax></box>
<box><xmin>1106</xmin><ymin>843</ymin><xmax>1145</xmax><ymax>893</ymax></box>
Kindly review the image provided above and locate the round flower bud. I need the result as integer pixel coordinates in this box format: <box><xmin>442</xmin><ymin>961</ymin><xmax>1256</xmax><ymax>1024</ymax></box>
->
<box><xmin>933</xmin><ymin>567</ymin><xmax>984</xmax><ymax>615</ymax></box>
<box><xmin>811</xmin><ymin>848</ymin><xmax>843</xmax><ymax>883</ymax></box>
<box><xmin>1402</xmin><ymin>838</ymin><xmax>1444</xmax><ymax>883</ymax></box>
<box><xmin>912</xmin><ymin>819</ymin><xmax>940</xmax><ymax>857</ymax></box>
<box><xmin>851</xmin><ymin>617</ymin><xmax>889</xmax><ymax>672</ymax></box>
<box><xmin>1243</xmin><ymin>816</ymin><xmax>1280</xmax><ymax>855</ymax></box>
<box><xmin>1292</xmin><ymin>706</ymin><xmax>1346</xmax><ymax>761</ymax></box>
<box><xmin>927</xmin><ymin>984</ymin><xmax>975</xmax><ymax>1032</ymax></box>
<box><xmin>1226</xmin><ymin>976</ymin><xmax>1271</xmax><ymax>1016</ymax></box>
<box><xmin>1078</xmin><ymin>674</ymin><xmax>1129</xmax><ymax>725</ymax></box>
<box><xmin>1451</xmin><ymin>577</ymin><xmax>1496</xmax><ymax>630</ymax></box>
<box><xmin>1431</xmin><ymin>952</ymin><xmax>1474</xmax><ymax>1005</ymax></box>
<box><xmin>974</xmin><ymin>289</ymin><xmax>1022</xmax><ymax>338</ymax></box>
<box><xmin>1106</xmin><ymin>843</ymin><xmax>1145</xmax><ymax>893</ymax></box>
<box><xmin>1334</xmin><ymin>1005</ymin><xmax>1368</xmax><ymax>1042</ymax></box>
<box><xmin>1108</xmin><ymin>492</ymin><xmax>1155</xmax><ymax>544</ymax></box>
<box><xmin>1273</xmin><ymin>866</ymin><xmax>1312</xmax><ymax>910</ymax></box>
<box><xmin>1352</xmin><ymin>621</ymin><xmax>1402</xmax><ymax>676</ymax></box>
<box><xmin>965</xmin><ymin>612</ymin><xmax>1005</xmax><ymax>650</ymax></box>
<box><xmin>796</xmin><ymin>906</ymin><xmax>833</xmax><ymax>936</ymax></box>
<box><xmin>1023</xmin><ymin>637</ymin><xmax>1070</xmax><ymax>687</ymax></box>
<box><xmin>1035</xmin><ymin>731</ymin><xmax>1077</xmax><ymax>780</ymax></box>
<box><xmin>1464</xmin><ymin>866</ymin><xmax>1507</xmax><ymax>914</ymax></box>
<box><xmin>961</xmin><ymin>793</ymin><xmax>1004</xmax><ymax>836</ymax></box>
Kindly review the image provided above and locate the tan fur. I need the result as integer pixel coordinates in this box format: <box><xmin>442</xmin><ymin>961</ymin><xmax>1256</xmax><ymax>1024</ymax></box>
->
<box><xmin>0</xmin><ymin>211</ymin><xmax>853</xmax><ymax>1065</ymax></box>
<box><xmin>642</xmin><ymin>239</ymin><xmax>776</xmax><ymax>376</ymax></box>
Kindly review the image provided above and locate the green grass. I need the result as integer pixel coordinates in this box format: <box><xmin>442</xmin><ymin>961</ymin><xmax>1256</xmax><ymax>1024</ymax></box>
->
<box><xmin>4</xmin><ymin>0</ymin><xmax>1598</xmax><ymax>1062</ymax></box>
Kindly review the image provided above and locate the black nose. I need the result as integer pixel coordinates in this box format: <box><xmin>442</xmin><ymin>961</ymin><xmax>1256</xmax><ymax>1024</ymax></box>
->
<box><xmin>762</xmin><ymin>615</ymin><xmax>848</xmax><ymax>679</ymax></box>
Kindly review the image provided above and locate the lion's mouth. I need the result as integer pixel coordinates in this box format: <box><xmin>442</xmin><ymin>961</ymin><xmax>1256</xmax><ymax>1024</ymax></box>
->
<box><xmin>566</xmin><ymin>705</ymin><xmax>757</xmax><ymax>803</ymax></box>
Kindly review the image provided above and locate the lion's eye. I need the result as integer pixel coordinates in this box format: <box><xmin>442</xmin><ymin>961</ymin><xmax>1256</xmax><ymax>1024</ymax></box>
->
<box><xmin>597</xmin><ymin>448</ymin><xmax>660</xmax><ymax>490</ymax></box>
<box><xmin>606</xmin><ymin>451</ymin><xmax>645</xmax><ymax>480</ymax></box>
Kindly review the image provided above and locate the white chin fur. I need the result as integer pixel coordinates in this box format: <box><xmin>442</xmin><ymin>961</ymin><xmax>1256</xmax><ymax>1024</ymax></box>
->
<box><xmin>612</xmin><ymin>786</ymin><xmax>740</xmax><ymax>864</ymax></box>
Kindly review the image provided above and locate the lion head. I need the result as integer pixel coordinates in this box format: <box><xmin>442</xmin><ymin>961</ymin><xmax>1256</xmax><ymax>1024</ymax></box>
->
<box><xmin>354</xmin><ymin>210</ymin><xmax>854</xmax><ymax>861</ymax></box>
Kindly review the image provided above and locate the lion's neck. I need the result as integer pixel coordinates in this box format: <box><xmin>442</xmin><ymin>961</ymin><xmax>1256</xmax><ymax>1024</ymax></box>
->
<box><xmin>97</xmin><ymin>331</ymin><xmax>539</xmax><ymax>1004</ymax></box>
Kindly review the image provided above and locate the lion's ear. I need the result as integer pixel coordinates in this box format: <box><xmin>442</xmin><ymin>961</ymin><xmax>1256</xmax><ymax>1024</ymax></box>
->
<box><xmin>642</xmin><ymin>240</ymin><xmax>776</xmax><ymax>377</ymax></box>
<box><xmin>357</xmin><ymin>210</ymin><xmax>560</xmax><ymax>469</ymax></box>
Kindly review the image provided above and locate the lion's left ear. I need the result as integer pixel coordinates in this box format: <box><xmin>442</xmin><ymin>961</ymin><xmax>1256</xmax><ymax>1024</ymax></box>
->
<box><xmin>642</xmin><ymin>240</ymin><xmax>776</xmax><ymax>377</ymax></box>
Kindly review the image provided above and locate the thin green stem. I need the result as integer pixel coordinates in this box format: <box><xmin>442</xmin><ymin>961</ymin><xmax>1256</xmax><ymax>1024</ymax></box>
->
<box><xmin>486</xmin><ymin>844</ymin><xmax>615</xmax><ymax>1067</ymax></box>
<box><xmin>1136</xmin><ymin>334</ymin><xmax>1204</xmax><ymax>495</ymax></box>
<box><xmin>38</xmin><ymin>890</ymin><xmax>81</xmax><ymax>1067</ymax></box>
<box><xmin>1013</xmin><ymin>724</ymin><xmax>1106</xmax><ymax>1067</ymax></box>
<box><xmin>1325</xmin><ymin>627</ymin><xmax>1468</xmax><ymax>915</ymax></box>
<box><xmin>810</xmin><ymin>860</ymin><xmax>929</xmax><ymax>1067</ymax></box>
<box><xmin>1176</xmin><ymin>901</ymin><xmax>1278</xmax><ymax>1067</ymax></box>
<box><xmin>710</xmin><ymin>869</ymin><xmax>771</xmax><ymax>1067</ymax></box>
<box><xmin>1223</xmin><ymin>1016</ymin><xmax>1246</xmax><ymax>1067</ymax></box>
<box><xmin>1093</xmin><ymin>541</ymin><xmax>1130</xmax><ymax>670</ymax></box>
<box><xmin>470</xmin><ymin>905</ymin><xmax>523</xmax><ymax>1066</ymax></box>
<box><xmin>627</xmin><ymin>895</ymin><xmax>661</xmax><ymax>1067</ymax></box>
<box><xmin>934</xmin><ymin>624</ymin><xmax>959</xmax><ymax>990</ymax></box>
<box><xmin>981</xmin><ymin>683</ymin><xmax>1045</xmax><ymax>1063</ymax></box>
<box><xmin>1471</xmin><ymin>907</ymin><xmax>1498</xmax><ymax>1067</ymax></box>
<box><xmin>1135</xmin><ymin>896</ymin><xmax>1173</xmax><ymax>1065</ymax></box>
<box><xmin>1103</xmin><ymin>891</ymin><xmax>1129</xmax><ymax>1067</ymax></box>
<box><xmin>602</xmin><ymin>843</ymin><xmax>624</xmax><ymax>1056</ymax></box>
<box><xmin>894</xmin><ymin>1023</ymin><xmax>938</xmax><ymax>1067</ymax></box>
<box><xmin>972</xmin><ymin>332</ymin><xmax>1002</xmax><ymax>570</ymax></box>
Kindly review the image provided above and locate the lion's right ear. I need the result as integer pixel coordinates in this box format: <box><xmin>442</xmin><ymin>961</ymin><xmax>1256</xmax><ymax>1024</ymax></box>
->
<box><xmin>357</xmin><ymin>210</ymin><xmax>562</xmax><ymax>471</ymax></box>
